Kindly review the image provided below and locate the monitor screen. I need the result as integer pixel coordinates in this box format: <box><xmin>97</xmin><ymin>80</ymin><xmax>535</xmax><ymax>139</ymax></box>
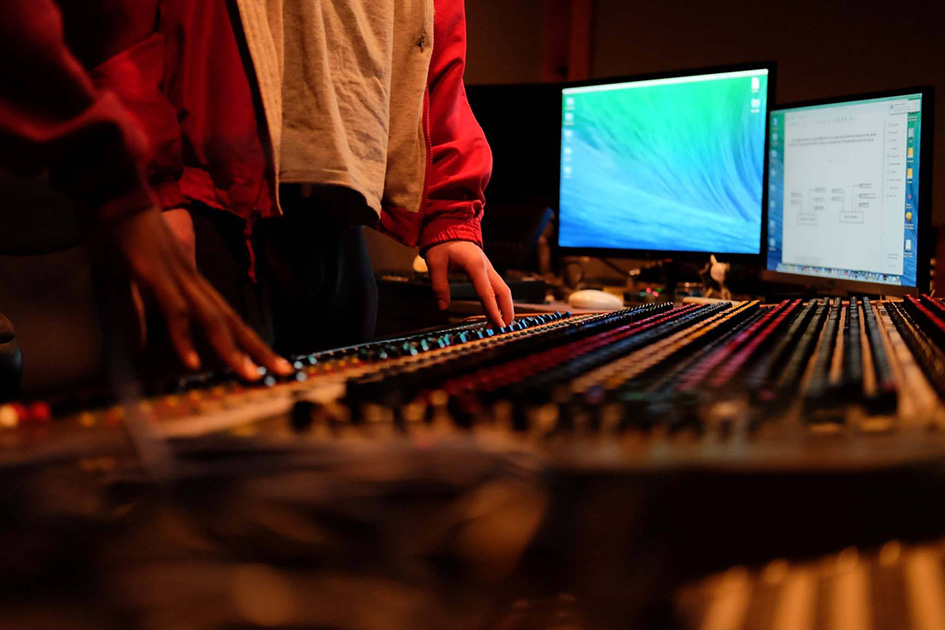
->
<box><xmin>766</xmin><ymin>92</ymin><xmax>926</xmax><ymax>289</ymax></box>
<box><xmin>558</xmin><ymin>67</ymin><xmax>770</xmax><ymax>256</ymax></box>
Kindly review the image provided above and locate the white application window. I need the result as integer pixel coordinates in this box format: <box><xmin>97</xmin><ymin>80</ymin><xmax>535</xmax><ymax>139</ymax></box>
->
<box><xmin>780</xmin><ymin>101</ymin><xmax>909</xmax><ymax>276</ymax></box>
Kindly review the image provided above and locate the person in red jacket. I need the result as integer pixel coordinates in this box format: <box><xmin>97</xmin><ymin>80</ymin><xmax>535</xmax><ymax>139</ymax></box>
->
<box><xmin>93</xmin><ymin>0</ymin><xmax>514</xmax><ymax>356</ymax></box>
<box><xmin>0</xmin><ymin>0</ymin><xmax>292</xmax><ymax>381</ymax></box>
<box><xmin>3</xmin><ymin>0</ymin><xmax>513</xmax><ymax>370</ymax></box>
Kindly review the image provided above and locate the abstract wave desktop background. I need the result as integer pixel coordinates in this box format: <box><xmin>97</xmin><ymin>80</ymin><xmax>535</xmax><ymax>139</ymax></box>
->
<box><xmin>559</xmin><ymin>74</ymin><xmax>768</xmax><ymax>254</ymax></box>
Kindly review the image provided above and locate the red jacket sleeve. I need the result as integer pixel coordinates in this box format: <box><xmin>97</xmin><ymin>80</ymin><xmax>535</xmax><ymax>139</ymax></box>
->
<box><xmin>0</xmin><ymin>0</ymin><xmax>156</xmax><ymax>228</ymax></box>
<box><xmin>80</xmin><ymin>0</ymin><xmax>187</xmax><ymax>211</ymax></box>
<box><xmin>90</xmin><ymin>31</ymin><xmax>187</xmax><ymax>211</ymax></box>
<box><xmin>418</xmin><ymin>0</ymin><xmax>493</xmax><ymax>253</ymax></box>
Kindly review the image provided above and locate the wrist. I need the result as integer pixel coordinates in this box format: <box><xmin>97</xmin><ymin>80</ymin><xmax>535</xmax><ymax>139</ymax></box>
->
<box><xmin>421</xmin><ymin>237</ymin><xmax>482</xmax><ymax>259</ymax></box>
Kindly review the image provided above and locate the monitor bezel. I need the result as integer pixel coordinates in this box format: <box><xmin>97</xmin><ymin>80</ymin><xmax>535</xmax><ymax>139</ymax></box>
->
<box><xmin>555</xmin><ymin>61</ymin><xmax>777</xmax><ymax>263</ymax></box>
<box><xmin>760</xmin><ymin>86</ymin><xmax>935</xmax><ymax>297</ymax></box>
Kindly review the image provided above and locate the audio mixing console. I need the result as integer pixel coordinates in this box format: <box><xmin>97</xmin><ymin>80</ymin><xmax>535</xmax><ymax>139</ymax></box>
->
<box><xmin>6</xmin><ymin>297</ymin><xmax>945</xmax><ymax>629</ymax></box>
<box><xmin>0</xmin><ymin>297</ymin><xmax>945</xmax><ymax>465</ymax></box>
<box><xmin>7</xmin><ymin>296</ymin><xmax>945</xmax><ymax>458</ymax></box>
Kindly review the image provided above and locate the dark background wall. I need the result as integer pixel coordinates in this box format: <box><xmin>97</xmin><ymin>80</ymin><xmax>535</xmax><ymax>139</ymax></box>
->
<box><xmin>465</xmin><ymin>0</ymin><xmax>545</xmax><ymax>85</ymax></box>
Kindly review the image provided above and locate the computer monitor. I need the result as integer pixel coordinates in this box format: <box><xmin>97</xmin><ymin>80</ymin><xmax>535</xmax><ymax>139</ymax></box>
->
<box><xmin>557</xmin><ymin>64</ymin><xmax>773</xmax><ymax>259</ymax></box>
<box><xmin>764</xmin><ymin>88</ymin><xmax>934</xmax><ymax>295</ymax></box>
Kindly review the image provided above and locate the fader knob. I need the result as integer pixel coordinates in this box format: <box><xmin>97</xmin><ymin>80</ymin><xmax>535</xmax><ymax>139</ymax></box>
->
<box><xmin>290</xmin><ymin>400</ymin><xmax>316</xmax><ymax>433</ymax></box>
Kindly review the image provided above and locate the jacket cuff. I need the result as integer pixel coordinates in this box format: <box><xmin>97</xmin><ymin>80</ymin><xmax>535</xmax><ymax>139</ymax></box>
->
<box><xmin>419</xmin><ymin>212</ymin><xmax>483</xmax><ymax>255</ymax></box>
<box><xmin>378</xmin><ymin>205</ymin><xmax>484</xmax><ymax>253</ymax></box>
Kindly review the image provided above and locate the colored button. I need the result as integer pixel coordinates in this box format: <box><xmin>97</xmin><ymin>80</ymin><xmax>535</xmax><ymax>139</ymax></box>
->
<box><xmin>0</xmin><ymin>404</ymin><xmax>21</xmax><ymax>429</ymax></box>
<box><xmin>26</xmin><ymin>402</ymin><xmax>51</xmax><ymax>424</ymax></box>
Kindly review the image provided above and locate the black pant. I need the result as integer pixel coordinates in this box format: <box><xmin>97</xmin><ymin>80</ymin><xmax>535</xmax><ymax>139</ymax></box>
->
<box><xmin>189</xmin><ymin>189</ymin><xmax>378</xmax><ymax>357</ymax></box>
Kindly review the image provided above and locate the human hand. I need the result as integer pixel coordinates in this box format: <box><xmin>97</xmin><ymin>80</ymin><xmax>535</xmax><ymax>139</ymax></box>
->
<box><xmin>425</xmin><ymin>241</ymin><xmax>514</xmax><ymax>328</ymax></box>
<box><xmin>100</xmin><ymin>207</ymin><xmax>292</xmax><ymax>380</ymax></box>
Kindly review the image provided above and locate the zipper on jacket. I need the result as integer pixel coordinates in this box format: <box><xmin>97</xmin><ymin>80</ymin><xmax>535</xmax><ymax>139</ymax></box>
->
<box><xmin>419</xmin><ymin>2</ymin><xmax>435</xmax><ymax>237</ymax></box>
<box><xmin>418</xmin><ymin>0</ymin><xmax>432</xmax><ymax>51</ymax></box>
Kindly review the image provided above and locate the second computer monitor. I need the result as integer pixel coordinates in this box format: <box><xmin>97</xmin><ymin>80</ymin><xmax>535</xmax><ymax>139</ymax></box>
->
<box><xmin>766</xmin><ymin>88</ymin><xmax>932</xmax><ymax>294</ymax></box>
<box><xmin>557</xmin><ymin>64</ymin><xmax>772</xmax><ymax>258</ymax></box>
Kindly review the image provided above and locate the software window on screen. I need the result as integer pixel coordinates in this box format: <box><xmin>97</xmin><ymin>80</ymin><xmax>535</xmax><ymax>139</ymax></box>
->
<box><xmin>768</xmin><ymin>95</ymin><xmax>922</xmax><ymax>287</ymax></box>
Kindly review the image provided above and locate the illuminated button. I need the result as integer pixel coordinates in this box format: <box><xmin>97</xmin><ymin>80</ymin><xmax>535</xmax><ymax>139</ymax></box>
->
<box><xmin>0</xmin><ymin>404</ymin><xmax>20</xmax><ymax>429</ymax></box>
<box><xmin>26</xmin><ymin>402</ymin><xmax>51</xmax><ymax>424</ymax></box>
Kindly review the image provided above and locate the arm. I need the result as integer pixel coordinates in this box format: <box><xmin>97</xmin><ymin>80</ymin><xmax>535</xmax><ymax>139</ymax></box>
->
<box><xmin>0</xmin><ymin>1</ymin><xmax>289</xmax><ymax>379</ymax></box>
<box><xmin>0</xmin><ymin>0</ymin><xmax>155</xmax><ymax>227</ymax></box>
<box><xmin>419</xmin><ymin>0</ymin><xmax>493</xmax><ymax>252</ymax></box>
<box><xmin>419</xmin><ymin>0</ymin><xmax>514</xmax><ymax>327</ymax></box>
<box><xmin>88</xmin><ymin>12</ymin><xmax>193</xmax><ymax>258</ymax></box>
<box><xmin>90</xmin><ymin>30</ymin><xmax>188</xmax><ymax>212</ymax></box>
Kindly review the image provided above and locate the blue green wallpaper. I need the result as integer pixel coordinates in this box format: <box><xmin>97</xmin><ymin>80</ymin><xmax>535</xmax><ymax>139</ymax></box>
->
<box><xmin>559</xmin><ymin>71</ymin><xmax>768</xmax><ymax>254</ymax></box>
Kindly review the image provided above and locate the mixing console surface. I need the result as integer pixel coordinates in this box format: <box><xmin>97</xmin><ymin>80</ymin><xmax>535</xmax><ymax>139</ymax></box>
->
<box><xmin>311</xmin><ymin>294</ymin><xmax>945</xmax><ymax>441</ymax></box>
<box><xmin>8</xmin><ymin>297</ymin><xmax>945</xmax><ymax>628</ymax></box>
<box><xmin>8</xmin><ymin>296</ymin><xmax>945</xmax><ymax>455</ymax></box>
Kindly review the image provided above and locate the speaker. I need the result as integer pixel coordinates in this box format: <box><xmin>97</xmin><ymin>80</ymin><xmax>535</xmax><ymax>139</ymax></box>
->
<box><xmin>0</xmin><ymin>313</ymin><xmax>22</xmax><ymax>402</ymax></box>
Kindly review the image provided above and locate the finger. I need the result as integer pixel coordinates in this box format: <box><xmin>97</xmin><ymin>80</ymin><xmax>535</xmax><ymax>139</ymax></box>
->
<box><xmin>464</xmin><ymin>259</ymin><xmax>505</xmax><ymax>329</ymax></box>
<box><xmin>427</xmin><ymin>251</ymin><xmax>452</xmax><ymax>311</ymax></box>
<box><xmin>151</xmin><ymin>280</ymin><xmax>201</xmax><ymax>371</ymax></box>
<box><xmin>489</xmin><ymin>266</ymin><xmax>515</xmax><ymax>326</ymax></box>
<box><xmin>196</xmin><ymin>275</ymin><xmax>293</xmax><ymax>376</ymax></box>
<box><xmin>175</xmin><ymin>272</ymin><xmax>261</xmax><ymax>381</ymax></box>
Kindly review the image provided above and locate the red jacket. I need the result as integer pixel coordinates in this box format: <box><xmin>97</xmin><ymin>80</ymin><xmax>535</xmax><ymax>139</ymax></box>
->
<box><xmin>92</xmin><ymin>0</ymin><xmax>493</xmax><ymax>251</ymax></box>
<box><xmin>0</xmin><ymin>1</ymin><xmax>155</xmax><ymax>229</ymax></box>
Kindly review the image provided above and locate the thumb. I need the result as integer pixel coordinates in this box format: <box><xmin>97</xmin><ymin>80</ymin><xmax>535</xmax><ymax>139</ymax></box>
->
<box><xmin>427</xmin><ymin>251</ymin><xmax>451</xmax><ymax>311</ymax></box>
